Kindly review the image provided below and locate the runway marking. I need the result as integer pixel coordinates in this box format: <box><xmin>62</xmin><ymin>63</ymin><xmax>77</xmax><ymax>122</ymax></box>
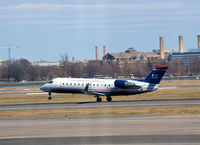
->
<box><xmin>0</xmin><ymin>134</ymin><xmax>39</xmax><ymax>139</ymax></box>
<box><xmin>26</xmin><ymin>92</ymin><xmax>47</xmax><ymax>95</ymax></box>
<box><xmin>159</xmin><ymin>87</ymin><xmax>178</xmax><ymax>89</ymax></box>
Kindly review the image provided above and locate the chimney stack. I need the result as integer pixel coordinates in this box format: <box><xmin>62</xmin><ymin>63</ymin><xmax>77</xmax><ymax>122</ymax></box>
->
<box><xmin>95</xmin><ymin>46</ymin><xmax>98</xmax><ymax>60</ymax></box>
<box><xmin>160</xmin><ymin>36</ymin><xmax>165</xmax><ymax>59</ymax></box>
<box><xmin>198</xmin><ymin>35</ymin><xmax>200</xmax><ymax>49</ymax></box>
<box><xmin>103</xmin><ymin>46</ymin><xmax>106</xmax><ymax>56</ymax></box>
<box><xmin>179</xmin><ymin>36</ymin><xmax>184</xmax><ymax>53</ymax></box>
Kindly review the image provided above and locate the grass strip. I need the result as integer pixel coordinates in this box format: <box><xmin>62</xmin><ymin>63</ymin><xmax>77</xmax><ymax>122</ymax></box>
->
<box><xmin>0</xmin><ymin>106</ymin><xmax>200</xmax><ymax>117</ymax></box>
<box><xmin>160</xmin><ymin>79</ymin><xmax>200</xmax><ymax>86</ymax></box>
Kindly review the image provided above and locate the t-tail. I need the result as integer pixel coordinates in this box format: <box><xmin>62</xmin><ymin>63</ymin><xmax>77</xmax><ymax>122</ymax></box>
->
<box><xmin>144</xmin><ymin>65</ymin><xmax>168</xmax><ymax>84</ymax></box>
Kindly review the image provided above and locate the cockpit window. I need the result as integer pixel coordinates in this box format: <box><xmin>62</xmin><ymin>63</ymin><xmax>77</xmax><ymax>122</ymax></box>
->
<box><xmin>48</xmin><ymin>81</ymin><xmax>53</xmax><ymax>84</ymax></box>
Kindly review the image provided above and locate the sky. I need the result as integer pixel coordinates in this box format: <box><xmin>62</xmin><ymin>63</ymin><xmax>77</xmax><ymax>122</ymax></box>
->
<box><xmin>0</xmin><ymin>0</ymin><xmax>200</xmax><ymax>61</ymax></box>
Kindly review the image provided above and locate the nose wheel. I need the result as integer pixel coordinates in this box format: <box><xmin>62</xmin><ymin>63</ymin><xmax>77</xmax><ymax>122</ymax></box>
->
<box><xmin>48</xmin><ymin>92</ymin><xmax>52</xmax><ymax>100</ymax></box>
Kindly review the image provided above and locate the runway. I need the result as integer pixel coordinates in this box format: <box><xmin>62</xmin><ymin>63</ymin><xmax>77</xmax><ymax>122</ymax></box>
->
<box><xmin>0</xmin><ymin>98</ymin><xmax>200</xmax><ymax>111</ymax></box>
<box><xmin>0</xmin><ymin>115</ymin><xmax>200</xmax><ymax>144</ymax></box>
<box><xmin>1</xmin><ymin>135</ymin><xmax>200</xmax><ymax>145</ymax></box>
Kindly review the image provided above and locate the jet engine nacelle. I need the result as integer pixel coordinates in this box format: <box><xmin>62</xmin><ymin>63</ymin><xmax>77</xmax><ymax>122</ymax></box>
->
<box><xmin>114</xmin><ymin>80</ymin><xmax>135</xmax><ymax>88</ymax></box>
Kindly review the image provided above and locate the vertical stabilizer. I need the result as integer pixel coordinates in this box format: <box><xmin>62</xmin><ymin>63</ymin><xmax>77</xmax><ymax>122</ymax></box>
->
<box><xmin>144</xmin><ymin>65</ymin><xmax>168</xmax><ymax>84</ymax></box>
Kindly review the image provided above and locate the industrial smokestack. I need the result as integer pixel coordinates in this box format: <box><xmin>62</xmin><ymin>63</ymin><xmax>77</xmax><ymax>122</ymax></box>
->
<box><xmin>103</xmin><ymin>46</ymin><xmax>106</xmax><ymax>56</ymax></box>
<box><xmin>160</xmin><ymin>36</ymin><xmax>165</xmax><ymax>59</ymax></box>
<box><xmin>95</xmin><ymin>46</ymin><xmax>98</xmax><ymax>60</ymax></box>
<box><xmin>198</xmin><ymin>35</ymin><xmax>200</xmax><ymax>49</ymax></box>
<box><xmin>179</xmin><ymin>36</ymin><xmax>184</xmax><ymax>53</ymax></box>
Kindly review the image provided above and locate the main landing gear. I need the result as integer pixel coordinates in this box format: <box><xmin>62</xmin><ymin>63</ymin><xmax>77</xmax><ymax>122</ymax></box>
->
<box><xmin>106</xmin><ymin>96</ymin><xmax>112</xmax><ymax>102</ymax></box>
<box><xmin>95</xmin><ymin>96</ymin><xmax>112</xmax><ymax>102</ymax></box>
<box><xmin>95</xmin><ymin>96</ymin><xmax>102</xmax><ymax>102</ymax></box>
<box><xmin>48</xmin><ymin>92</ymin><xmax>52</xmax><ymax>100</ymax></box>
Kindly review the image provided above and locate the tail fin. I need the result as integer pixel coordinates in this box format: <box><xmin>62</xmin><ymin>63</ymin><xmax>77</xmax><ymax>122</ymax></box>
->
<box><xmin>144</xmin><ymin>65</ymin><xmax>168</xmax><ymax>84</ymax></box>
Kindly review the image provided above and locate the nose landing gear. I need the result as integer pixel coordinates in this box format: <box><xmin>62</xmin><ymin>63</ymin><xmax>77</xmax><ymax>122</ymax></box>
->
<box><xmin>48</xmin><ymin>92</ymin><xmax>52</xmax><ymax>100</ymax></box>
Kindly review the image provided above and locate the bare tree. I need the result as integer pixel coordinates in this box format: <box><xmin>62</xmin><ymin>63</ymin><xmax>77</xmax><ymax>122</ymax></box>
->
<box><xmin>1</xmin><ymin>61</ymin><xmax>12</xmax><ymax>82</ymax></box>
<box><xmin>69</xmin><ymin>62</ymin><xmax>85</xmax><ymax>78</ymax></box>
<box><xmin>60</xmin><ymin>53</ymin><xmax>70</xmax><ymax>77</ymax></box>
<box><xmin>190</xmin><ymin>57</ymin><xmax>200</xmax><ymax>75</ymax></box>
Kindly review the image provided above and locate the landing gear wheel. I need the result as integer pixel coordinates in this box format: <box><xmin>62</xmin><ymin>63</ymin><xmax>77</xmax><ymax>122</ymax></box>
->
<box><xmin>106</xmin><ymin>96</ymin><xmax>112</xmax><ymax>102</ymax></box>
<box><xmin>48</xmin><ymin>92</ymin><xmax>52</xmax><ymax>100</ymax></box>
<box><xmin>96</xmin><ymin>97</ymin><xmax>102</xmax><ymax>102</ymax></box>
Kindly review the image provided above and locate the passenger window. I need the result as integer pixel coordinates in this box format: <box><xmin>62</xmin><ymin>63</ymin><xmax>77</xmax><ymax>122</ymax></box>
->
<box><xmin>63</xmin><ymin>83</ymin><xmax>64</xmax><ymax>85</ymax></box>
<box><xmin>93</xmin><ymin>84</ymin><xmax>95</xmax><ymax>86</ymax></box>
<box><xmin>105</xmin><ymin>84</ymin><xmax>106</xmax><ymax>87</ymax></box>
<box><xmin>74</xmin><ymin>83</ymin><xmax>76</xmax><ymax>85</ymax></box>
<box><xmin>97</xmin><ymin>84</ymin><xmax>99</xmax><ymax>86</ymax></box>
<box><xmin>82</xmin><ymin>84</ymin><xmax>84</xmax><ymax>86</ymax></box>
<box><xmin>66</xmin><ymin>83</ymin><xmax>68</xmax><ymax>85</ymax></box>
<box><xmin>70</xmin><ymin>83</ymin><xmax>72</xmax><ymax>85</ymax></box>
<box><xmin>48</xmin><ymin>81</ymin><xmax>53</xmax><ymax>83</ymax></box>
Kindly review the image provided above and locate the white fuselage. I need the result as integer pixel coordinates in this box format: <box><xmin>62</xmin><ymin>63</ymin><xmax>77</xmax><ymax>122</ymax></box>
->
<box><xmin>40</xmin><ymin>78</ymin><xmax>159</xmax><ymax>96</ymax></box>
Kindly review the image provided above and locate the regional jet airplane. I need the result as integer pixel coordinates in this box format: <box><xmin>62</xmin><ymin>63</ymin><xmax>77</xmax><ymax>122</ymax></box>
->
<box><xmin>40</xmin><ymin>65</ymin><xmax>168</xmax><ymax>102</ymax></box>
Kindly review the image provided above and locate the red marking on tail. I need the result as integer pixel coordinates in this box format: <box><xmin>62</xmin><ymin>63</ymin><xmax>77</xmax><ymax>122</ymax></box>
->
<box><xmin>154</xmin><ymin>65</ymin><xmax>169</xmax><ymax>70</ymax></box>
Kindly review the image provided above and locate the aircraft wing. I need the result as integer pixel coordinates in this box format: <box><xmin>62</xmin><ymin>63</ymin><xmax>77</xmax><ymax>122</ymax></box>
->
<box><xmin>82</xmin><ymin>90</ymin><xmax>106</xmax><ymax>96</ymax></box>
<box><xmin>82</xmin><ymin>84</ymin><xmax>106</xmax><ymax>96</ymax></box>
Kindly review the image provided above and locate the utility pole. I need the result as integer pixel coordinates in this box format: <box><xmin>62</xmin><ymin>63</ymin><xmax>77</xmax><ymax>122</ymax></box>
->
<box><xmin>0</xmin><ymin>45</ymin><xmax>18</xmax><ymax>61</ymax></box>
<box><xmin>8</xmin><ymin>45</ymin><xmax>11</xmax><ymax>61</ymax></box>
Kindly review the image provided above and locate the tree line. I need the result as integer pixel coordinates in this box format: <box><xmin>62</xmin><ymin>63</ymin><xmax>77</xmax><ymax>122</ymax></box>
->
<box><xmin>0</xmin><ymin>56</ymin><xmax>200</xmax><ymax>82</ymax></box>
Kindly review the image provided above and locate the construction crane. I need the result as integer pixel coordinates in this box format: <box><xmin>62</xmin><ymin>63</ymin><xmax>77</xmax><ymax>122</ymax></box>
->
<box><xmin>0</xmin><ymin>45</ymin><xmax>19</xmax><ymax>61</ymax></box>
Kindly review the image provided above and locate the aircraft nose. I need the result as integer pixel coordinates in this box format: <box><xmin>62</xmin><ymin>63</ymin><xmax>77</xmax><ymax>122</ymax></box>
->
<box><xmin>40</xmin><ymin>84</ymin><xmax>50</xmax><ymax>92</ymax></box>
<box><xmin>40</xmin><ymin>84</ymin><xmax>46</xmax><ymax>91</ymax></box>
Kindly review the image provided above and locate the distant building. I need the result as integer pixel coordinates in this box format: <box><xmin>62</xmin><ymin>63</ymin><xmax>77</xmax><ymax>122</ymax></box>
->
<box><xmin>32</xmin><ymin>61</ymin><xmax>60</xmax><ymax>67</ymax></box>
<box><xmin>0</xmin><ymin>59</ymin><xmax>4</xmax><ymax>62</ymax></box>
<box><xmin>152</xmin><ymin>49</ymin><xmax>175</xmax><ymax>54</ymax></box>
<box><xmin>0</xmin><ymin>59</ymin><xmax>5</xmax><ymax>66</ymax></box>
<box><xmin>169</xmin><ymin>51</ymin><xmax>200</xmax><ymax>65</ymax></box>
<box><xmin>103</xmin><ymin>48</ymin><xmax>160</xmax><ymax>62</ymax></box>
<box><xmin>188</xmin><ymin>48</ymin><xmax>200</xmax><ymax>53</ymax></box>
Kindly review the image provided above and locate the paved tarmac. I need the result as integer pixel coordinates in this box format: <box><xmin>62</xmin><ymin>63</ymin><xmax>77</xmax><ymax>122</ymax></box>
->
<box><xmin>0</xmin><ymin>98</ymin><xmax>200</xmax><ymax>111</ymax></box>
<box><xmin>0</xmin><ymin>115</ymin><xmax>200</xmax><ymax>144</ymax></box>
<box><xmin>1</xmin><ymin>135</ymin><xmax>200</xmax><ymax>145</ymax></box>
